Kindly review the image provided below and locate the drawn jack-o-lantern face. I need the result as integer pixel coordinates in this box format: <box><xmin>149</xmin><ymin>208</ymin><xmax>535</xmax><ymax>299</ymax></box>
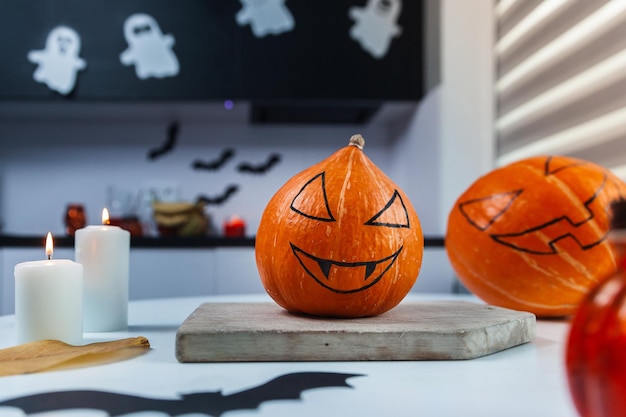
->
<box><xmin>446</xmin><ymin>156</ymin><xmax>626</xmax><ymax>317</ymax></box>
<box><xmin>256</xmin><ymin>137</ymin><xmax>423</xmax><ymax>318</ymax></box>
<box><xmin>289</xmin><ymin>172</ymin><xmax>411</xmax><ymax>294</ymax></box>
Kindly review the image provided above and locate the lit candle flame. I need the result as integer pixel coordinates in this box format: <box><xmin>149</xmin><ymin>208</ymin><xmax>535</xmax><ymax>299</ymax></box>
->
<box><xmin>45</xmin><ymin>232</ymin><xmax>53</xmax><ymax>260</ymax></box>
<box><xmin>102</xmin><ymin>208</ymin><xmax>110</xmax><ymax>225</ymax></box>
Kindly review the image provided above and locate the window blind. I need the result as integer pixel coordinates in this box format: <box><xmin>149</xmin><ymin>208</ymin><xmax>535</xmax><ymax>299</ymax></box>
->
<box><xmin>494</xmin><ymin>0</ymin><xmax>626</xmax><ymax>180</ymax></box>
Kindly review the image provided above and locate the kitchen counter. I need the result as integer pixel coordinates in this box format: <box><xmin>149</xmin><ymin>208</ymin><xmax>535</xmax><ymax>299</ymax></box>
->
<box><xmin>0</xmin><ymin>234</ymin><xmax>256</xmax><ymax>248</ymax></box>
<box><xmin>0</xmin><ymin>234</ymin><xmax>446</xmax><ymax>249</ymax></box>
<box><xmin>0</xmin><ymin>293</ymin><xmax>578</xmax><ymax>417</ymax></box>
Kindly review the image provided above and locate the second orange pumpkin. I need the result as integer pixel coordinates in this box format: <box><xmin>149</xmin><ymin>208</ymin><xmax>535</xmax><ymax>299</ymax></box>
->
<box><xmin>445</xmin><ymin>155</ymin><xmax>626</xmax><ymax>317</ymax></box>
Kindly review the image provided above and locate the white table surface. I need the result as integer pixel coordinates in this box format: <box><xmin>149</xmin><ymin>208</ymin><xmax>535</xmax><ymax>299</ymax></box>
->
<box><xmin>0</xmin><ymin>293</ymin><xmax>579</xmax><ymax>417</ymax></box>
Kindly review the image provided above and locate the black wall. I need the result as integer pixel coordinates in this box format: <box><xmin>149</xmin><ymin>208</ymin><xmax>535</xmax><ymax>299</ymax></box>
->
<box><xmin>0</xmin><ymin>1</ymin><xmax>424</xmax><ymax>103</ymax></box>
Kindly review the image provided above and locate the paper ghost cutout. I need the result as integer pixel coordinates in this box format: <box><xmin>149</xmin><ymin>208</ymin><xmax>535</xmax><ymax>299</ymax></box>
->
<box><xmin>236</xmin><ymin>0</ymin><xmax>295</xmax><ymax>38</ymax></box>
<box><xmin>349</xmin><ymin>0</ymin><xmax>403</xmax><ymax>59</ymax></box>
<box><xmin>120</xmin><ymin>13</ymin><xmax>180</xmax><ymax>79</ymax></box>
<box><xmin>27</xmin><ymin>26</ymin><xmax>86</xmax><ymax>95</ymax></box>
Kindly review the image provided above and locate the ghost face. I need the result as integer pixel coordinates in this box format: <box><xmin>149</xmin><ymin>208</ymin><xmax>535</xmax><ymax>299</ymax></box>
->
<box><xmin>123</xmin><ymin>14</ymin><xmax>163</xmax><ymax>45</ymax></box>
<box><xmin>376</xmin><ymin>0</ymin><xmax>399</xmax><ymax>18</ymax></box>
<box><xmin>241</xmin><ymin>0</ymin><xmax>269</xmax><ymax>8</ymax></box>
<box><xmin>46</xmin><ymin>27</ymin><xmax>81</xmax><ymax>57</ymax></box>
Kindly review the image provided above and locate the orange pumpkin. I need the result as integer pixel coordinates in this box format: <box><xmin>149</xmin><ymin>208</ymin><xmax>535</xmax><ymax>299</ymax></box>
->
<box><xmin>445</xmin><ymin>155</ymin><xmax>626</xmax><ymax>317</ymax></box>
<box><xmin>255</xmin><ymin>134</ymin><xmax>424</xmax><ymax>317</ymax></box>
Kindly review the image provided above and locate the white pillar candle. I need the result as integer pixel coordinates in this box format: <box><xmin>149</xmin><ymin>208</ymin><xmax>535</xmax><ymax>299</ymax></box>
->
<box><xmin>14</xmin><ymin>233</ymin><xmax>83</xmax><ymax>345</ymax></box>
<box><xmin>75</xmin><ymin>208</ymin><xmax>130</xmax><ymax>332</ymax></box>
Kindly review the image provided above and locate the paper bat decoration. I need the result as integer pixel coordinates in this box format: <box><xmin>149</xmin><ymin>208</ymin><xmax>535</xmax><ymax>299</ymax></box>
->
<box><xmin>196</xmin><ymin>184</ymin><xmax>239</xmax><ymax>205</ymax></box>
<box><xmin>148</xmin><ymin>121</ymin><xmax>179</xmax><ymax>160</ymax></box>
<box><xmin>0</xmin><ymin>371</ymin><xmax>362</xmax><ymax>416</ymax></box>
<box><xmin>192</xmin><ymin>148</ymin><xmax>236</xmax><ymax>171</ymax></box>
<box><xmin>238</xmin><ymin>153</ymin><xmax>281</xmax><ymax>174</ymax></box>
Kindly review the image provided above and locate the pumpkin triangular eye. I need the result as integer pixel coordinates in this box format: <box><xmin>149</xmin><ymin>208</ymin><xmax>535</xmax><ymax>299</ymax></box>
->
<box><xmin>459</xmin><ymin>189</ymin><xmax>522</xmax><ymax>231</ymax></box>
<box><xmin>290</xmin><ymin>172</ymin><xmax>336</xmax><ymax>222</ymax></box>
<box><xmin>544</xmin><ymin>155</ymin><xmax>586</xmax><ymax>176</ymax></box>
<box><xmin>365</xmin><ymin>190</ymin><xmax>410</xmax><ymax>228</ymax></box>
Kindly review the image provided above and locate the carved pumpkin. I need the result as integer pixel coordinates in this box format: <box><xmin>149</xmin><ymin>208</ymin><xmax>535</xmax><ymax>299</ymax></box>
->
<box><xmin>255</xmin><ymin>134</ymin><xmax>424</xmax><ymax>317</ymax></box>
<box><xmin>565</xmin><ymin>200</ymin><xmax>626</xmax><ymax>417</ymax></box>
<box><xmin>445</xmin><ymin>156</ymin><xmax>626</xmax><ymax>317</ymax></box>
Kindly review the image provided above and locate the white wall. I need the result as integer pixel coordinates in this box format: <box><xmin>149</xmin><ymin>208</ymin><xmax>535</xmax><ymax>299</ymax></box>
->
<box><xmin>439</xmin><ymin>0</ymin><xmax>495</xmax><ymax>227</ymax></box>
<box><xmin>0</xmin><ymin>117</ymin><xmax>460</xmax><ymax>313</ymax></box>
<box><xmin>0</xmin><ymin>0</ymin><xmax>497</xmax><ymax>310</ymax></box>
<box><xmin>387</xmin><ymin>87</ymin><xmax>457</xmax><ymax>294</ymax></box>
<box><xmin>0</xmin><ymin>121</ymin><xmax>390</xmax><ymax>237</ymax></box>
<box><xmin>385</xmin><ymin>0</ymin><xmax>496</xmax><ymax>294</ymax></box>
<box><xmin>389</xmin><ymin>89</ymin><xmax>442</xmax><ymax>236</ymax></box>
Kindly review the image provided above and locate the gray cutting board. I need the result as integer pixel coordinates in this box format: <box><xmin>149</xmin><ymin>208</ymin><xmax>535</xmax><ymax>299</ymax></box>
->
<box><xmin>175</xmin><ymin>301</ymin><xmax>536</xmax><ymax>362</ymax></box>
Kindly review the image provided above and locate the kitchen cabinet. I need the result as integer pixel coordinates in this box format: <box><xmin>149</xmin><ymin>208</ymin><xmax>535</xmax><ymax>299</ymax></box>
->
<box><xmin>213</xmin><ymin>247</ymin><xmax>265</xmax><ymax>295</ymax></box>
<box><xmin>130</xmin><ymin>247</ymin><xmax>263</xmax><ymax>301</ymax></box>
<box><xmin>0</xmin><ymin>242</ymin><xmax>457</xmax><ymax>315</ymax></box>
<box><xmin>0</xmin><ymin>245</ymin><xmax>264</xmax><ymax>315</ymax></box>
<box><xmin>0</xmin><ymin>1</ymin><xmax>425</xmax><ymax>124</ymax></box>
<box><xmin>129</xmin><ymin>249</ymin><xmax>218</xmax><ymax>301</ymax></box>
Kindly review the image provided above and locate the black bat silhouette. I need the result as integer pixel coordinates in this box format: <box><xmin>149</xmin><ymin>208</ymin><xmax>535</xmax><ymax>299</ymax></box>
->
<box><xmin>196</xmin><ymin>184</ymin><xmax>239</xmax><ymax>205</ymax></box>
<box><xmin>192</xmin><ymin>148</ymin><xmax>236</xmax><ymax>171</ymax></box>
<box><xmin>0</xmin><ymin>372</ymin><xmax>362</xmax><ymax>417</ymax></box>
<box><xmin>238</xmin><ymin>153</ymin><xmax>281</xmax><ymax>174</ymax></box>
<box><xmin>148</xmin><ymin>121</ymin><xmax>179</xmax><ymax>160</ymax></box>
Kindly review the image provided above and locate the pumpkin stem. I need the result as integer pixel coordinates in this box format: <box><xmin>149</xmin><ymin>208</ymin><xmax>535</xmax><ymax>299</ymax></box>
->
<box><xmin>349</xmin><ymin>134</ymin><xmax>365</xmax><ymax>150</ymax></box>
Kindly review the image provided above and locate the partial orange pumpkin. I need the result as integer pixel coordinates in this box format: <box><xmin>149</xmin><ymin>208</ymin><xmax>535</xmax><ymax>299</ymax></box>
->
<box><xmin>445</xmin><ymin>155</ymin><xmax>626</xmax><ymax>317</ymax></box>
<box><xmin>255</xmin><ymin>135</ymin><xmax>424</xmax><ymax>317</ymax></box>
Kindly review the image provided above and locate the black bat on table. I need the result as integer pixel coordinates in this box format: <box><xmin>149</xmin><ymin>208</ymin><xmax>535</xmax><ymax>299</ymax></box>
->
<box><xmin>148</xmin><ymin>121</ymin><xmax>179</xmax><ymax>160</ymax></box>
<box><xmin>0</xmin><ymin>372</ymin><xmax>362</xmax><ymax>417</ymax></box>
<box><xmin>238</xmin><ymin>153</ymin><xmax>281</xmax><ymax>174</ymax></box>
<box><xmin>192</xmin><ymin>148</ymin><xmax>236</xmax><ymax>171</ymax></box>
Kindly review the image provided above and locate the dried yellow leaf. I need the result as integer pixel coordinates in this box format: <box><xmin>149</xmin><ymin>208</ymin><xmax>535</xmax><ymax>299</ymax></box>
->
<box><xmin>0</xmin><ymin>336</ymin><xmax>150</xmax><ymax>377</ymax></box>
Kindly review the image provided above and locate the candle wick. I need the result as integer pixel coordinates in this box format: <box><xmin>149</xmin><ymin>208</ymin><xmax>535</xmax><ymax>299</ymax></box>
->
<box><xmin>47</xmin><ymin>254</ymin><xmax>52</xmax><ymax>260</ymax></box>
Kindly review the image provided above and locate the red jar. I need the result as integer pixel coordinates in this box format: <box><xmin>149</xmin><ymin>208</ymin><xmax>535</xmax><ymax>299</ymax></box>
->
<box><xmin>65</xmin><ymin>204</ymin><xmax>86</xmax><ymax>235</ymax></box>
<box><xmin>223</xmin><ymin>215</ymin><xmax>246</xmax><ymax>238</ymax></box>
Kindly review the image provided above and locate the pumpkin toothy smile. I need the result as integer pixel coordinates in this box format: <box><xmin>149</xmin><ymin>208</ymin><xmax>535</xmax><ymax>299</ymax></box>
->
<box><xmin>290</xmin><ymin>243</ymin><xmax>402</xmax><ymax>294</ymax></box>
